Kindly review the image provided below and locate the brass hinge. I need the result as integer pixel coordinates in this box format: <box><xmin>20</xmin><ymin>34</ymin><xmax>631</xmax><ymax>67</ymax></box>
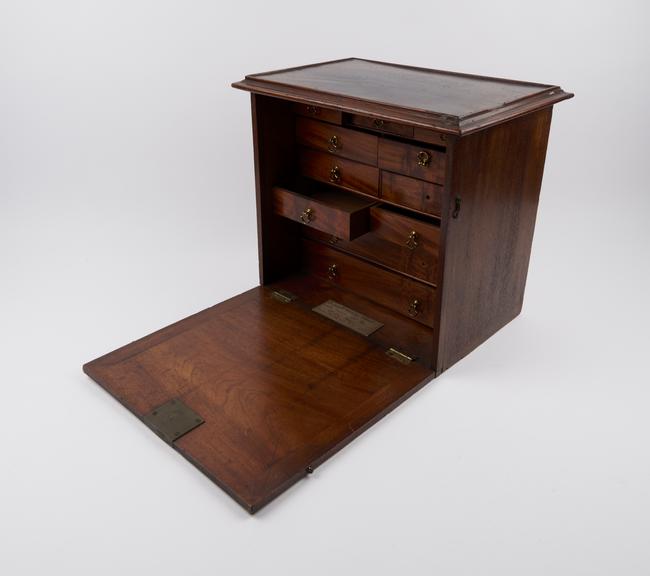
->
<box><xmin>271</xmin><ymin>289</ymin><xmax>297</xmax><ymax>303</ymax></box>
<box><xmin>386</xmin><ymin>347</ymin><xmax>415</xmax><ymax>365</ymax></box>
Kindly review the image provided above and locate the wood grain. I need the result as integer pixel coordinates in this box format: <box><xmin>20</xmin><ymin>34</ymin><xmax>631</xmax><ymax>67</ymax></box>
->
<box><xmin>84</xmin><ymin>283</ymin><xmax>433</xmax><ymax>513</ymax></box>
<box><xmin>381</xmin><ymin>171</ymin><xmax>443</xmax><ymax>216</ymax></box>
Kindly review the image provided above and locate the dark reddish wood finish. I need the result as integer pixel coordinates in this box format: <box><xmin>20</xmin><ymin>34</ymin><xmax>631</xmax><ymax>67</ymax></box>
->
<box><xmin>296</xmin><ymin>117</ymin><xmax>378</xmax><ymax>165</ymax></box>
<box><xmin>303</xmin><ymin>205</ymin><xmax>440</xmax><ymax>285</ymax></box>
<box><xmin>299</xmin><ymin>148</ymin><xmax>379</xmax><ymax>197</ymax></box>
<box><xmin>378</xmin><ymin>139</ymin><xmax>446</xmax><ymax>184</ymax></box>
<box><xmin>294</xmin><ymin>102</ymin><xmax>342</xmax><ymax>124</ymax></box>
<box><xmin>83</xmin><ymin>284</ymin><xmax>433</xmax><ymax>513</ymax></box>
<box><xmin>436</xmin><ymin>108</ymin><xmax>553</xmax><ymax>372</ymax></box>
<box><xmin>272</xmin><ymin>184</ymin><xmax>376</xmax><ymax>240</ymax></box>
<box><xmin>85</xmin><ymin>60</ymin><xmax>571</xmax><ymax>514</ymax></box>
<box><xmin>302</xmin><ymin>238</ymin><xmax>436</xmax><ymax>327</ymax></box>
<box><xmin>381</xmin><ymin>171</ymin><xmax>443</xmax><ymax>216</ymax></box>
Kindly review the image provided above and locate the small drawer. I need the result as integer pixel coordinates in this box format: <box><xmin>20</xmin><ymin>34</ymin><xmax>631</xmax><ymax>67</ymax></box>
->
<box><xmin>348</xmin><ymin>115</ymin><xmax>414</xmax><ymax>138</ymax></box>
<box><xmin>381</xmin><ymin>172</ymin><xmax>443</xmax><ymax>217</ymax></box>
<box><xmin>413</xmin><ymin>127</ymin><xmax>449</xmax><ymax>147</ymax></box>
<box><xmin>302</xmin><ymin>238</ymin><xmax>436</xmax><ymax>327</ymax></box>
<box><xmin>296</xmin><ymin>117</ymin><xmax>378</xmax><ymax>165</ymax></box>
<box><xmin>304</xmin><ymin>206</ymin><xmax>440</xmax><ymax>285</ymax></box>
<box><xmin>294</xmin><ymin>103</ymin><xmax>342</xmax><ymax>124</ymax></box>
<box><xmin>272</xmin><ymin>183</ymin><xmax>377</xmax><ymax>241</ymax></box>
<box><xmin>378</xmin><ymin>139</ymin><xmax>446</xmax><ymax>184</ymax></box>
<box><xmin>299</xmin><ymin>148</ymin><xmax>379</xmax><ymax>197</ymax></box>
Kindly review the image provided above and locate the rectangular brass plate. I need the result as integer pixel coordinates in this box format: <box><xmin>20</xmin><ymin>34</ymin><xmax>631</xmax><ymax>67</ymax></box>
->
<box><xmin>142</xmin><ymin>399</ymin><xmax>204</xmax><ymax>444</ymax></box>
<box><xmin>312</xmin><ymin>299</ymin><xmax>384</xmax><ymax>336</ymax></box>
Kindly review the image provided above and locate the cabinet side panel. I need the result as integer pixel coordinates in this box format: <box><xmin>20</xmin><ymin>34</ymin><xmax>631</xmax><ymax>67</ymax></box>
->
<box><xmin>437</xmin><ymin>108</ymin><xmax>553</xmax><ymax>373</ymax></box>
<box><xmin>251</xmin><ymin>94</ymin><xmax>299</xmax><ymax>283</ymax></box>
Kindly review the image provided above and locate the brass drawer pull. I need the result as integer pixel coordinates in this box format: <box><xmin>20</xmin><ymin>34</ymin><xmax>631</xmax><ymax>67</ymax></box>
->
<box><xmin>406</xmin><ymin>230</ymin><xmax>418</xmax><ymax>250</ymax></box>
<box><xmin>329</xmin><ymin>165</ymin><xmax>341</xmax><ymax>183</ymax></box>
<box><xmin>373</xmin><ymin>119</ymin><xmax>385</xmax><ymax>129</ymax></box>
<box><xmin>417</xmin><ymin>150</ymin><xmax>431</xmax><ymax>167</ymax></box>
<box><xmin>327</xmin><ymin>263</ymin><xmax>338</xmax><ymax>281</ymax></box>
<box><xmin>300</xmin><ymin>208</ymin><xmax>314</xmax><ymax>223</ymax></box>
<box><xmin>327</xmin><ymin>135</ymin><xmax>341</xmax><ymax>152</ymax></box>
<box><xmin>408</xmin><ymin>299</ymin><xmax>420</xmax><ymax>317</ymax></box>
<box><xmin>306</xmin><ymin>105</ymin><xmax>319</xmax><ymax>115</ymax></box>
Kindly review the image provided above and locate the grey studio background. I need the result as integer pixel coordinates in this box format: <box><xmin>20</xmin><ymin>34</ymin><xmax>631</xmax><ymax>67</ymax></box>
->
<box><xmin>1</xmin><ymin>1</ymin><xmax>648</xmax><ymax>575</ymax></box>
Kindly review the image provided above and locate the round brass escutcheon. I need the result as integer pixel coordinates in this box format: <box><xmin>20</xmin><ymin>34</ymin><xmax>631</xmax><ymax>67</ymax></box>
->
<box><xmin>300</xmin><ymin>208</ymin><xmax>314</xmax><ymax>224</ymax></box>
<box><xmin>327</xmin><ymin>263</ymin><xmax>338</xmax><ymax>281</ymax></box>
<box><xmin>327</xmin><ymin>135</ymin><xmax>341</xmax><ymax>152</ymax></box>
<box><xmin>329</xmin><ymin>165</ymin><xmax>341</xmax><ymax>183</ymax></box>
<box><xmin>417</xmin><ymin>150</ymin><xmax>431</xmax><ymax>167</ymax></box>
<box><xmin>406</xmin><ymin>230</ymin><xmax>418</xmax><ymax>250</ymax></box>
<box><xmin>408</xmin><ymin>299</ymin><xmax>420</xmax><ymax>317</ymax></box>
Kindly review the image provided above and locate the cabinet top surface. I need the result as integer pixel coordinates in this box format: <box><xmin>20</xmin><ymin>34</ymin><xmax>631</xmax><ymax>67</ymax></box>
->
<box><xmin>233</xmin><ymin>58</ymin><xmax>573</xmax><ymax>135</ymax></box>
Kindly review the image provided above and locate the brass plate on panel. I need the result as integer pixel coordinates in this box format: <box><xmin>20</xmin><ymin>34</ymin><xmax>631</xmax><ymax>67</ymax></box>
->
<box><xmin>312</xmin><ymin>299</ymin><xmax>384</xmax><ymax>337</ymax></box>
<box><xmin>142</xmin><ymin>399</ymin><xmax>204</xmax><ymax>444</ymax></box>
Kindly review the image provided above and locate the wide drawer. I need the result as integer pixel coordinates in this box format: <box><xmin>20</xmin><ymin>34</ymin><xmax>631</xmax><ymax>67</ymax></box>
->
<box><xmin>347</xmin><ymin>114</ymin><xmax>414</xmax><ymax>138</ymax></box>
<box><xmin>294</xmin><ymin>103</ymin><xmax>342</xmax><ymax>124</ymax></box>
<box><xmin>381</xmin><ymin>172</ymin><xmax>443</xmax><ymax>217</ymax></box>
<box><xmin>378</xmin><ymin>139</ymin><xmax>446</xmax><ymax>184</ymax></box>
<box><xmin>296</xmin><ymin>117</ymin><xmax>378</xmax><ymax>165</ymax></box>
<box><xmin>299</xmin><ymin>148</ymin><xmax>379</xmax><ymax>197</ymax></box>
<box><xmin>272</xmin><ymin>183</ymin><xmax>377</xmax><ymax>241</ymax></box>
<box><xmin>304</xmin><ymin>206</ymin><xmax>440</xmax><ymax>285</ymax></box>
<box><xmin>302</xmin><ymin>238</ymin><xmax>436</xmax><ymax>327</ymax></box>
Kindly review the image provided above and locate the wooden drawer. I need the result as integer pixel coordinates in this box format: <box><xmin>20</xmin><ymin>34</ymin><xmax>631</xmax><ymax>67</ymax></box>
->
<box><xmin>348</xmin><ymin>115</ymin><xmax>414</xmax><ymax>138</ymax></box>
<box><xmin>296</xmin><ymin>117</ymin><xmax>378</xmax><ymax>165</ymax></box>
<box><xmin>381</xmin><ymin>172</ymin><xmax>443</xmax><ymax>216</ymax></box>
<box><xmin>299</xmin><ymin>148</ymin><xmax>379</xmax><ymax>197</ymax></box>
<box><xmin>304</xmin><ymin>206</ymin><xmax>440</xmax><ymax>285</ymax></box>
<box><xmin>378</xmin><ymin>139</ymin><xmax>446</xmax><ymax>184</ymax></box>
<box><xmin>294</xmin><ymin>103</ymin><xmax>342</xmax><ymax>124</ymax></box>
<box><xmin>273</xmin><ymin>183</ymin><xmax>377</xmax><ymax>241</ymax></box>
<box><xmin>302</xmin><ymin>238</ymin><xmax>436</xmax><ymax>327</ymax></box>
<box><xmin>413</xmin><ymin>127</ymin><xmax>449</xmax><ymax>147</ymax></box>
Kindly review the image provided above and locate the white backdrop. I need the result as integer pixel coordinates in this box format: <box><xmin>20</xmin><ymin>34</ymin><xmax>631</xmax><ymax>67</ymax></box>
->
<box><xmin>2</xmin><ymin>1</ymin><xmax>649</xmax><ymax>575</ymax></box>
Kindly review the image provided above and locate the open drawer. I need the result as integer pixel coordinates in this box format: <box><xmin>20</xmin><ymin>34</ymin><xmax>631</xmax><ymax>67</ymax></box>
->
<box><xmin>272</xmin><ymin>181</ymin><xmax>378</xmax><ymax>240</ymax></box>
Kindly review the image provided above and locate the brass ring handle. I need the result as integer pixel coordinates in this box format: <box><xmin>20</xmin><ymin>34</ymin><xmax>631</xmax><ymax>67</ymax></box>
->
<box><xmin>373</xmin><ymin>119</ymin><xmax>385</xmax><ymax>129</ymax></box>
<box><xmin>406</xmin><ymin>230</ymin><xmax>418</xmax><ymax>250</ymax></box>
<box><xmin>306</xmin><ymin>105</ymin><xmax>319</xmax><ymax>115</ymax></box>
<box><xmin>327</xmin><ymin>135</ymin><xmax>341</xmax><ymax>152</ymax></box>
<box><xmin>417</xmin><ymin>151</ymin><xmax>431</xmax><ymax>167</ymax></box>
<box><xmin>408</xmin><ymin>299</ymin><xmax>420</xmax><ymax>317</ymax></box>
<box><xmin>300</xmin><ymin>208</ymin><xmax>314</xmax><ymax>224</ymax></box>
<box><xmin>329</xmin><ymin>165</ymin><xmax>341</xmax><ymax>184</ymax></box>
<box><xmin>327</xmin><ymin>264</ymin><xmax>338</xmax><ymax>281</ymax></box>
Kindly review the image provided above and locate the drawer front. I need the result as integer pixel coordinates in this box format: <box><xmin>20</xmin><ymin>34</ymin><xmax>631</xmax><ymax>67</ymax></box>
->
<box><xmin>296</xmin><ymin>117</ymin><xmax>378</xmax><ymax>165</ymax></box>
<box><xmin>381</xmin><ymin>172</ymin><xmax>443</xmax><ymax>216</ymax></box>
<box><xmin>272</xmin><ymin>186</ymin><xmax>373</xmax><ymax>241</ymax></box>
<box><xmin>413</xmin><ymin>127</ymin><xmax>449</xmax><ymax>147</ymax></box>
<box><xmin>294</xmin><ymin>103</ymin><xmax>342</xmax><ymax>124</ymax></box>
<box><xmin>304</xmin><ymin>206</ymin><xmax>440</xmax><ymax>285</ymax></box>
<box><xmin>302</xmin><ymin>238</ymin><xmax>436</xmax><ymax>327</ymax></box>
<box><xmin>378</xmin><ymin>139</ymin><xmax>446</xmax><ymax>184</ymax></box>
<box><xmin>348</xmin><ymin>115</ymin><xmax>414</xmax><ymax>138</ymax></box>
<box><xmin>299</xmin><ymin>148</ymin><xmax>379</xmax><ymax>197</ymax></box>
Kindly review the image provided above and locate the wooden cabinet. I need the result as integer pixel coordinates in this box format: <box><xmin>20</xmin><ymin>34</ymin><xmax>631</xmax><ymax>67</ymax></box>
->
<box><xmin>84</xmin><ymin>58</ymin><xmax>572</xmax><ymax>513</ymax></box>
